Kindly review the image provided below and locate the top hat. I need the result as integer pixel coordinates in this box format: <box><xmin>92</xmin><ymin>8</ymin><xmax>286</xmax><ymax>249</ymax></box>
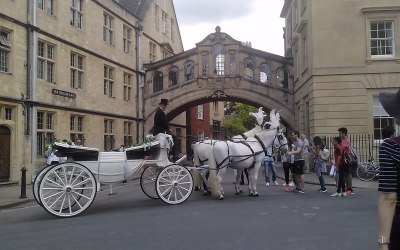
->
<box><xmin>379</xmin><ymin>89</ymin><xmax>400</xmax><ymax>118</ymax></box>
<box><xmin>159</xmin><ymin>98</ymin><xmax>168</xmax><ymax>106</ymax></box>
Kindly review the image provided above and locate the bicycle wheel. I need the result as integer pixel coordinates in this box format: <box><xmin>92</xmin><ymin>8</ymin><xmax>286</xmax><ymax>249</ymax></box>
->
<box><xmin>356</xmin><ymin>163</ymin><xmax>375</xmax><ymax>181</ymax></box>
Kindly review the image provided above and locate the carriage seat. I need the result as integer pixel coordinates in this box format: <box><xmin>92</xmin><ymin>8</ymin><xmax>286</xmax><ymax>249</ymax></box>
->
<box><xmin>97</xmin><ymin>152</ymin><xmax>127</xmax><ymax>183</ymax></box>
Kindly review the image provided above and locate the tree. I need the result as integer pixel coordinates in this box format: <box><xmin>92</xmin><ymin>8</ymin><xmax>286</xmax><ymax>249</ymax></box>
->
<box><xmin>224</xmin><ymin>103</ymin><xmax>266</xmax><ymax>137</ymax></box>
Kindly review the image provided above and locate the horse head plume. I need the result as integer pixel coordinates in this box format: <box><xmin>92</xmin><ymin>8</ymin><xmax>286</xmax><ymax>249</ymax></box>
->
<box><xmin>265</xmin><ymin>109</ymin><xmax>280</xmax><ymax>129</ymax></box>
<box><xmin>249</xmin><ymin>107</ymin><xmax>266</xmax><ymax>126</ymax></box>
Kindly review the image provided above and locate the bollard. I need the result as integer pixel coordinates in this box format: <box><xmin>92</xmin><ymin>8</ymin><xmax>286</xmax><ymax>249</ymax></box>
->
<box><xmin>20</xmin><ymin>167</ymin><xmax>27</xmax><ymax>199</ymax></box>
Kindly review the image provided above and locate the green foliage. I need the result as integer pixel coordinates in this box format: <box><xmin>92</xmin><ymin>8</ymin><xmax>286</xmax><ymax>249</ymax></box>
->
<box><xmin>224</xmin><ymin>103</ymin><xmax>264</xmax><ymax>136</ymax></box>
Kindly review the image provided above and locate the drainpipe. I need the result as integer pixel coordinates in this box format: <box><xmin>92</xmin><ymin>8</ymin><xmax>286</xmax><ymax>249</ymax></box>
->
<box><xmin>135</xmin><ymin>21</ymin><xmax>145</xmax><ymax>143</ymax></box>
<box><xmin>28</xmin><ymin>0</ymin><xmax>37</xmax><ymax>179</ymax></box>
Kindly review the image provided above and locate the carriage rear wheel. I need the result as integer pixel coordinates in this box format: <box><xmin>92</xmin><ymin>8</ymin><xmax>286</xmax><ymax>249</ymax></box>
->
<box><xmin>156</xmin><ymin>164</ymin><xmax>193</xmax><ymax>205</ymax></box>
<box><xmin>38</xmin><ymin>162</ymin><xmax>97</xmax><ymax>217</ymax></box>
<box><xmin>140</xmin><ymin>165</ymin><xmax>160</xmax><ymax>199</ymax></box>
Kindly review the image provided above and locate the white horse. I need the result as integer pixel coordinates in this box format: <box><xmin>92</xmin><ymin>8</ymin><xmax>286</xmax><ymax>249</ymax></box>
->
<box><xmin>192</xmin><ymin>125</ymin><xmax>263</xmax><ymax>193</ymax></box>
<box><xmin>208</xmin><ymin>127</ymin><xmax>288</xmax><ymax>199</ymax></box>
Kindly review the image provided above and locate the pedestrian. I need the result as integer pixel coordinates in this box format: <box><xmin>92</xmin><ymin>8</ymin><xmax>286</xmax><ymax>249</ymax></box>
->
<box><xmin>281</xmin><ymin>139</ymin><xmax>294</xmax><ymax>192</ymax></box>
<box><xmin>263</xmin><ymin>145</ymin><xmax>279</xmax><ymax>187</ymax></box>
<box><xmin>338</xmin><ymin>127</ymin><xmax>355</xmax><ymax>195</ymax></box>
<box><xmin>377</xmin><ymin>89</ymin><xmax>400</xmax><ymax>250</ymax></box>
<box><xmin>153</xmin><ymin>98</ymin><xmax>180</xmax><ymax>161</ymax></box>
<box><xmin>312</xmin><ymin>136</ymin><xmax>327</xmax><ymax>192</ymax></box>
<box><xmin>330</xmin><ymin>136</ymin><xmax>348</xmax><ymax>197</ymax></box>
<box><xmin>291</xmin><ymin>131</ymin><xmax>305</xmax><ymax>193</ymax></box>
<box><xmin>75</xmin><ymin>139</ymin><xmax>82</xmax><ymax>146</ymax></box>
<box><xmin>301</xmin><ymin>134</ymin><xmax>310</xmax><ymax>174</ymax></box>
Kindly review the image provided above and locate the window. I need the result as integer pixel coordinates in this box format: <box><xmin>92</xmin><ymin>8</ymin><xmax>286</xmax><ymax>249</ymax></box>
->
<box><xmin>0</xmin><ymin>106</ymin><xmax>13</xmax><ymax>120</ymax></box>
<box><xmin>213</xmin><ymin>44</ymin><xmax>224</xmax><ymax>75</ymax></box>
<box><xmin>37</xmin><ymin>40</ymin><xmax>55</xmax><ymax>83</ymax></box>
<box><xmin>198</xmin><ymin>131</ymin><xmax>205</xmax><ymax>141</ymax></box>
<box><xmin>213</xmin><ymin>102</ymin><xmax>219</xmax><ymax>113</ymax></box>
<box><xmin>154</xmin><ymin>4</ymin><xmax>159</xmax><ymax>31</ymax></box>
<box><xmin>212</xmin><ymin>120</ymin><xmax>221</xmax><ymax>139</ymax></box>
<box><xmin>244</xmin><ymin>58</ymin><xmax>254</xmax><ymax>78</ymax></box>
<box><xmin>70</xmin><ymin>52</ymin><xmax>84</xmax><ymax>89</ymax></box>
<box><xmin>373</xmin><ymin>95</ymin><xmax>394</xmax><ymax>140</ymax></box>
<box><xmin>229</xmin><ymin>52</ymin><xmax>236</xmax><ymax>75</ymax></box>
<box><xmin>197</xmin><ymin>105</ymin><xmax>204</xmax><ymax>120</ymax></box>
<box><xmin>277</xmin><ymin>67</ymin><xmax>289</xmax><ymax>89</ymax></box>
<box><xmin>37</xmin><ymin>111</ymin><xmax>55</xmax><ymax>155</ymax></box>
<box><xmin>202</xmin><ymin>54</ymin><xmax>208</xmax><ymax>76</ymax></box>
<box><xmin>153</xmin><ymin>71</ymin><xmax>163</xmax><ymax>93</ymax></box>
<box><xmin>37</xmin><ymin>0</ymin><xmax>54</xmax><ymax>16</ymax></box>
<box><xmin>123</xmin><ymin>25</ymin><xmax>132</xmax><ymax>53</ymax></box>
<box><xmin>370</xmin><ymin>21</ymin><xmax>394</xmax><ymax>57</ymax></box>
<box><xmin>0</xmin><ymin>30</ymin><xmax>11</xmax><ymax>73</ymax></box>
<box><xmin>104</xmin><ymin>65</ymin><xmax>114</xmax><ymax>98</ymax></box>
<box><xmin>103</xmin><ymin>13</ymin><xmax>114</xmax><ymax>45</ymax></box>
<box><xmin>70</xmin><ymin>115</ymin><xmax>84</xmax><ymax>145</ymax></box>
<box><xmin>260</xmin><ymin>63</ymin><xmax>272</xmax><ymax>84</ymax></box>
<box><xmin>170</xmin><ymin>19</ymin><xmax>175</xmax><ymax>41</ymax></box>
<box><xmin>149</xmin><ymin>41</ymin><xmax>157</xmax><ymax>63</ymax></box>
<box><xmin>123</xmin><ymin>72</ymin><xmax>132</xmax><ymax>101</ymax></box>
<box><xmin>162</xmin><ymin>49</ymin><xmax>170</xmax><ymax>59</ymax></box>
<box><xmin>124</xmin><ymin>121</ymin><xmax>133</xmax><ymax>147</ymax></box>
<box><xmin>104</xmin><ymin>119</ymin><xmax>114</xmax><ymax>151</ymax></box>
<box><xmin>168</xmin><ymin>66</ymin><xmax>179</xmax><ymax>87</ymax></box>
<box><xmin>70</xmin><ymin>0</ymin><xmax>83</xmax><ymax>29</ymax></box>
<box><xmin>184</xmin><ymin>61</ymin><xmax>194</xmax><ymax>81</ymax></box>
<box><xmin>302</xmin><ymin>35</ymin><xmax>307</xmax><ymax>69</ymax></box>
<box><xmin>162</xmin><ymin>11</ymin><xmax>168</xmax><ymax>35</ymax></box>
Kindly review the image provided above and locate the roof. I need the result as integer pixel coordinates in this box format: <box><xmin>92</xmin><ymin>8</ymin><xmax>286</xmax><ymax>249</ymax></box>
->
<box><xmin>113</xmin><ymin>0</ymin><xmax>151</xmax><ymax>20</ymax></box>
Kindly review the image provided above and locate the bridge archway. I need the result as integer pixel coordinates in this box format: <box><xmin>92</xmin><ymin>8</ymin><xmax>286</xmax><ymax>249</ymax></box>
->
<box><xmin>143</xmin><ymin>27</ymin><xmax>294</xmax><ymax>136</ymax></box>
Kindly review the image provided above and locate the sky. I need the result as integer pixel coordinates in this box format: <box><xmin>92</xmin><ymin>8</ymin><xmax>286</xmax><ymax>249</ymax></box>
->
<box><xmin>173</xmin><ymin>0</ymin><xmax>285</xmax><ymax>56</ymax></box>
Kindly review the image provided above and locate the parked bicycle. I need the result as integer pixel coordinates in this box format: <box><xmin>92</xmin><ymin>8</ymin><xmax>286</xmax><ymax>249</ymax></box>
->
<box><xmin>356</xmin><ymin>157</ymin><xmax>379</xmax><ymax>181</ymax></box>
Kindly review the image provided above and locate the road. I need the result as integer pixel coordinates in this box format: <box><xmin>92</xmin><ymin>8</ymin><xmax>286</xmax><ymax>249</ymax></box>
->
<box><xmin>0</xmin><ymin>171</ymin><xmax>378</xmax><ymax>250</ymax></box>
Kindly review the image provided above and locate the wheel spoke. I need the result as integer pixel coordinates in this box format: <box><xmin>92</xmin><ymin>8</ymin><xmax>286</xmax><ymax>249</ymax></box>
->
<box><xmin>53</xmin><ymin>171</ymin><xmax>66</xmax><ymax>186</ymax></box>
<box><xmin>44</xmin><ymin>177</ymin><xmax>64</xmax><ymax>188</ymax></box>
<box><xmin>72</xmin><ymin>176</ymin><xmax>92</xmax><ymax>188</ymax></box>
<box><xmin>71</xmin><ymin>193</ymin><xmax>83</xmax><ymax>209</ymax></box>
<box><xmin>58</xmin><ymin>195</ymin><xmax>67</xmax><ymax>213</ymax></box>
<box><xmin>43</xmin><ymin>190</ymin><xmax>64</xmax><ymax>201</ymax></box>
<box><xmin>70</xmin><ymin>170</ymin><xmax>84</xmax><ymax>186</ymax></box>
<box><xmin>160</xmin><ymin>185</ymin><xmax>173</xmax><ymax>196</ymax></box>
<box><xmin>67</xmin><ymin>166</ymin><xmax>76</xmax><ymax>185</ymax></box>
<box><xmin>71</xmin><ymin>190</ymin><xmax>92</xmax><ymax>201</ymax></box>
<box><xmin>47</xmin><ymin>192</ymin><xmax>64</xmax><ymax>209</ymax></box>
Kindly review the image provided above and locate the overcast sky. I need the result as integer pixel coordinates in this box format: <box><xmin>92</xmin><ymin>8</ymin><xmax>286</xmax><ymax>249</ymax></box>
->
<box><xmin>173</xmin><ymin>0</ymin><xmax>285</xmax><ymax>56</ymax></box>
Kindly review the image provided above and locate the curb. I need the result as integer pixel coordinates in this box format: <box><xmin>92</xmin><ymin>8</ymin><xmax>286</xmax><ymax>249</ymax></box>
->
<box><xmin>0</xmin><ymin>199</ymin><xmax>36</xmax><ymax>210</ymax></box>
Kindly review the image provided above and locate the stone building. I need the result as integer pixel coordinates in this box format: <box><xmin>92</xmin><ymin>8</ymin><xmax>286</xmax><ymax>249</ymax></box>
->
<box><xmin>281</xmin><ymin>0</ymin><xmax>400</xmax><ymax>139</ymax></box>
<box><xmin>0</xmin><ymin>0</ymin><xmax>184</xmax><ymax>183</ymax></box>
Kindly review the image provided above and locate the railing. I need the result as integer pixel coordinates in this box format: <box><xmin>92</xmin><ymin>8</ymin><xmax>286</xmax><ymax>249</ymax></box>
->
<box><xmin>322</xmin><ymin>134</ymin><xmax>380</xmax><ymax>165</ymax></box>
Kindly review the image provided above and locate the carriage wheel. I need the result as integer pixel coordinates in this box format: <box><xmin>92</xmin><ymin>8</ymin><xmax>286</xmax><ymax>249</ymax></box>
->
<box><xmin>156</xmin><ymin>164</ymin><xmax>193</xmax><ymax>205</ymax></box>
<box><xmin>38</xmin><ymin>162</ymin><xmax>97</xmax><ymax>218</ymax></box>
<box><xmin>33</xmin><ymin>164</ymin><xmax>57</xmax><ymax>206</ymax></box>
<box><xmin>140</xmin><ymin>165</ymin><xmax>161</xmax><ymax>199</ymax></box>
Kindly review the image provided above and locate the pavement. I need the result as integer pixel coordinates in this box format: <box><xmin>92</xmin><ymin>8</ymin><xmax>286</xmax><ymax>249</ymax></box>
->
<box><xmin>0</xmin><ymin>163</ymin><xmax>378</xmax><ymax>210</ymax></box>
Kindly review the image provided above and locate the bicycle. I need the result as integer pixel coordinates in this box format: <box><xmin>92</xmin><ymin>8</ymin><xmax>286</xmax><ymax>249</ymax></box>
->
<box><xmin>356</xmin><ymin>157</ymin><xmax>379</xmax><ymax>181</ymax></box>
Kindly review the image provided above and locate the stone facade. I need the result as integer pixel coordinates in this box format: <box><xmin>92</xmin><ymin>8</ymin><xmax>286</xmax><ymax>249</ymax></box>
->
<box><xmin>281</xmin><ymin>0</ymin><xmax>400</xmax><ymax>139</ymax></box>
<box><xmin>0</xmin><ymin>0</ymin><xmax>184</xmax><ymax>183</ymax></box>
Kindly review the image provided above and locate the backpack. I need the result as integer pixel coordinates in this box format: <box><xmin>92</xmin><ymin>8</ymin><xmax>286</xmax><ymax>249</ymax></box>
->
<box><xmin>349</xmin><ymin>147</ymin><xmax>358</xmax><ymax>164</ymax></box>
<box><xmin>321</xmin><ymin>148</ymin><xmax>330</xmax><ymax>161</ymax></box>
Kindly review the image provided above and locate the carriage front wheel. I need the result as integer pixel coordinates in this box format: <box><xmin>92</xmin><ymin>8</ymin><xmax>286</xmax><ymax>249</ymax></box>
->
<box><xmin>38</xmin><ymin>162</ymin><xmax>97</xmax><ymax>217</ymax></box>
<box><xmin>156</xmin><ymin>164</ymin><xmax>193</xmax><ymax>205</ymax></box>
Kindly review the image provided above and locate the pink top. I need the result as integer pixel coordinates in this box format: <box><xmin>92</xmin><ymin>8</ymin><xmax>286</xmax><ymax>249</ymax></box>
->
<box><xmin>341</xmin><ymin>138</ymin><xmax>351</xmax><ymax>159</ymax></box>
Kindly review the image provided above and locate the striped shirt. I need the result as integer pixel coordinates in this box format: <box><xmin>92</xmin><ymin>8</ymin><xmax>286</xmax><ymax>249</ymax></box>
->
<box><xmin>378</xmin><ymin>138</ymin><xmax>400</xmax><ymax>207</ymax></box>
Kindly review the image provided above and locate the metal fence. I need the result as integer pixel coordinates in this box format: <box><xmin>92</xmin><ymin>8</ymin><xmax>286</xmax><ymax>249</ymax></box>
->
<box><xmin>322</xmin><ymin>134</ymin><xmax>379</xmax><ymax>164</ymax></box>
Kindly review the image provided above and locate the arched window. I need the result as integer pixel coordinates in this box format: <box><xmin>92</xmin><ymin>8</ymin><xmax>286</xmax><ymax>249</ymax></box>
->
<box><xmin>168</xmin><ymin>66</ymin><xmax>179</xmax><ymax>87</ymax></box>
<box><xmin>184</xmin><ymin>61</ymin><xmax>194</xmax><ymax>81</ymax></box>
<box><xmin>153</xmin><ymin>71</ymin><xmax>163</xmax><ymax>93</ymax></box>
<box><xmin>213</xmin><ymin>44</ymin><xmax>224</xmax><ymax>75</ymax></box>
<box><xmin>277</xmin><ymin>67</ymin><xmax>288</xmax><ymax>89</ymax></box>
<box><xmin>259</xmin><ymin>63</ymin><xmax>272</xmax><ymax>84</ymax></box>
<box><xmin>244</xmin><ymin>58</ymin><xmax>254</xmax><ymax>78</ymax></box>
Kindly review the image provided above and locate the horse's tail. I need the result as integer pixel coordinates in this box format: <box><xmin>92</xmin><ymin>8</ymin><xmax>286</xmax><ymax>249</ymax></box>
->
<box><xmin>208</xmin><ymin>148</ymin><xmax>220</xmax><ymax>198</ymax></box>
<box><xmin>192</xmin><ymin>144</ymin><xmax>203</xmax><ymax>188</ymax></box>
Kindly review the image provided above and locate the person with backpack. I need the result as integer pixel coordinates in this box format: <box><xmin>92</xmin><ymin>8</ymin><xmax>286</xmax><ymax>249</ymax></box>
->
<box><xmin>330</xmin><ymin>136</ymin><xmax>349</xmax><ymax>197</ymax></box>
<box><xmin>377</xmin><ymin>89</ymin><xmax>400</xmax><ymax>250</ymax></box>
<box><xmin>312</xmin><ymin>136</ymin><xmax>327</xmax><ymax>192</ymax></box>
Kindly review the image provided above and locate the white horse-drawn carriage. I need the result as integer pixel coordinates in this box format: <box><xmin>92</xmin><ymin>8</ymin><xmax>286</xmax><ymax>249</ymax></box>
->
<box><xmin>33</xmin><ymin>134</ymin><xmax>193</xmax><ymax>218</ymax></box>
<box><xmin>33</xmin><ymin>109</ymin><xmax>288</xmax><ymax>217</ymax></box>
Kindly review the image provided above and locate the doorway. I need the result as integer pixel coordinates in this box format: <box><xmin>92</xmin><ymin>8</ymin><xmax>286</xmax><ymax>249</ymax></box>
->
<box><xmin>0</xmin><ymin>126</ymin><xmax>11</xmax><ymax>182</ymax></box>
